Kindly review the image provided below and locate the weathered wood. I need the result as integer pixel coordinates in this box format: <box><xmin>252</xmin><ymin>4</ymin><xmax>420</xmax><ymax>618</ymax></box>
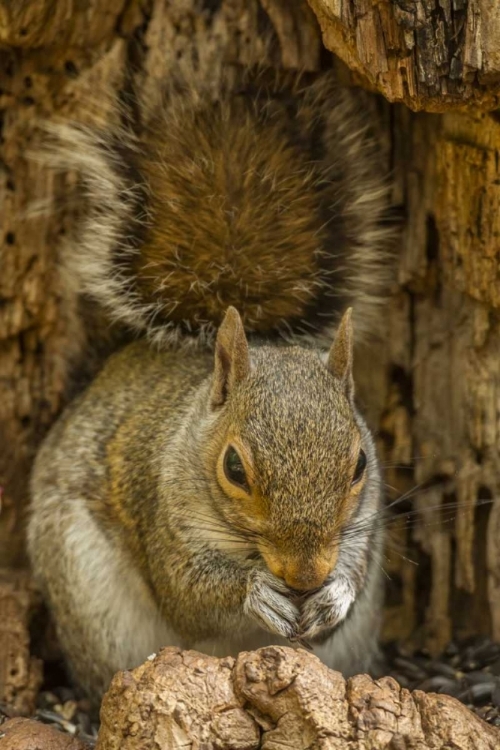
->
<box><xmin>0</xmin><ymin>0</ymin><xmax>133</xmax><ymax>567</ymax></box>
<box><xmin>0</xmin><ymin>570</ymin><xmax>42</xmax><ymax>715</ymax></box>
<box><xmin>0</xmin><ymin>0</ymin><xmax>127</xmax><ymax>49</ymax></box>
<box><xmin>382</xmin><ymin>106</ymin><xmax>500</xmax><ymax>651</ymax></box>
<box><xmin>96</xmin><ymin>646</ymin><xmax>500</xmax><ymax>749</ymax></box>
<box><xmin>307</xmin><ymin>0</ymin><xmax>500</xmax><ymax>112</ymax></box>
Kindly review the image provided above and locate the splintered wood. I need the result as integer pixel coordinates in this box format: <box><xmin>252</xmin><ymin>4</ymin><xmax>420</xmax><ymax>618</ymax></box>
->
<box><xmin>307</xmin><ymin>0</ymin><xmax>500</xmax><ymax>111</ymax></box>
<box><xmin>379</xmin><ymin>107</ymin><xmax>500</xmax><ymax>652</ymax></box>
<box><xmin>0</xmin><ymin>570</ymin><xmax>42</xmax><ymax>715</ymax></box>
<box><xmin>95</xmin><ymin>646</ymin><xmax>500</xmax><ymax>750</ymax></box>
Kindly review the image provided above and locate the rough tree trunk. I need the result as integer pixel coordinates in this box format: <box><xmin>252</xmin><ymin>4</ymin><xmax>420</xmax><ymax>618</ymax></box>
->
<box><xmin>0</xmin><ymin>0</ymin><xmax>499</xmax><ymax>700</ymax></box>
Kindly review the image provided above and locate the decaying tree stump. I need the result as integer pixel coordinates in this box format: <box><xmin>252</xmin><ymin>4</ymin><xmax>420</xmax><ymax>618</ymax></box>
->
<box><xmin>95</xmin><ymin>646</ymin><xmax>500</xmax><ymax>749</ymax></box>
<box><xmin>1</xmin><ymin>0</ymin><xmax>500</xmax><ymax>739</ymax></box>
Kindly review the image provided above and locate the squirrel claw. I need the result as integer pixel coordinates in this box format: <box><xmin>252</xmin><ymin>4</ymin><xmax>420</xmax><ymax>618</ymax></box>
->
<box><xmin>289</xmin><ymin>636</ymin><xmax>314</xmax><ymax>651</ymax></box>
<box><xmin>299</xmin><ymin>576</ymin><xmax>356</xmax><ymax>640</ymax></box>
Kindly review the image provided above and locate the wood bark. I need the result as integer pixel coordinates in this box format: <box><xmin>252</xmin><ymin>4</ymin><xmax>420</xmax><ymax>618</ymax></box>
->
<box><xmin>307</xmin><ymin>0</ymin><xmax>500</xmax><ymax>112</ymax></box>
<box><xmin>95</xmin><ymin>646</ymin><xmax>500</xmax><ymax>749</ymax></box>
<box><xmin>0</xmin><ymin>0</ymin><xmax>499</xmax><ymax>671</ymax></box>
<box><xmin>370</xmin><ymin>105</ymin><xmax>500</xmax><ymax>653</ymax></box>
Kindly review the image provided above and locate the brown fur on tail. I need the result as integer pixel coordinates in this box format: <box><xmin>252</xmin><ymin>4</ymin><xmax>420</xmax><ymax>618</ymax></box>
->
<box><xmin>47</xmin><ymin>67</ymin><xmax>395</xmax><ymax>346</ymax></box>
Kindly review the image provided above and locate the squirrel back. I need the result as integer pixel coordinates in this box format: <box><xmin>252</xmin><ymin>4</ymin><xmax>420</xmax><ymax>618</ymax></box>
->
<box><xmin>47</xmin><ymin>66</ymin><xmax>393</xmax><ymax>347</ymax></box>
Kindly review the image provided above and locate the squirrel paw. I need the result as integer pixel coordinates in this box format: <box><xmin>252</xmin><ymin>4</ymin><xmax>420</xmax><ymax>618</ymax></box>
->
<box><xmin>244</xmin><ymin>568</ymin><xmax>299</xmax><ymax>640</ymax></box>
<box><xmin>299</xmin><ymin>575</ymin><xmax>356</xmax><ymax>640</ymax></box>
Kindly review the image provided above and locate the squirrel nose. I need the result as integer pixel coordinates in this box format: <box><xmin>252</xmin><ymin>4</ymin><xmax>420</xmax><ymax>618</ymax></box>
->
<box><xmin>282</xmin><ymin>562</ymin><xmax>331</xmax><ymax>592</ymax></box>
<box><xmin>259</xmin><ymin>547</ymin><xmax>336</xmax><ymax>592</ymax></box>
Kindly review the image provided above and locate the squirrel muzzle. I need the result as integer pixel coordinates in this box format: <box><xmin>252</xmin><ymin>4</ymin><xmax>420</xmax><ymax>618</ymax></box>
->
<box><xmin>260</xmin><ymin>547</ymin><xmax>338</xmax><ymax>592</ymax></box>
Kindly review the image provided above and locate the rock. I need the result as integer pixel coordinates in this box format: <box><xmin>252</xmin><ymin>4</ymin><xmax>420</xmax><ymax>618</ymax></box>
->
<box><xmin>0</xmin><ymin>718</ymin><xmax>89</xmax><ymax>750</ymax></box>
<box><xmin>96</xmin><ymin>645</ymin><xmax>500</xmax><ymax>749</ymax></box>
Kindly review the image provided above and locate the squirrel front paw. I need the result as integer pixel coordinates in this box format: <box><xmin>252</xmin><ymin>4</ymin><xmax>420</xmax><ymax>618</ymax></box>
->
<box><xmin>244</xmin><ymin>568</ymin><xmax>299</xmax><ymax>640</ymax></box>
<box><xmin>299</xmin><ymin>575</ymin><xmax>356</xmax><ymax>640</ymax></box>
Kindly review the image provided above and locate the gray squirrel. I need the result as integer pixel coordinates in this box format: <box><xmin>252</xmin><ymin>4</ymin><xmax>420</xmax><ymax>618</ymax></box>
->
<box><xmin>28</xmin><ymin>64</ymin><xmax>393</xmax><ymax>702</ymax></box>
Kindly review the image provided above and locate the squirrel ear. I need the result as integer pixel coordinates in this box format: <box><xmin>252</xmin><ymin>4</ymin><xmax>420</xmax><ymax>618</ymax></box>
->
<box><xmin>327</xmin><ymin>308</ymin><xmax>354</xmax><ymax>400</ymax></box>
<box><xmin>211</xmin><ymin>307</ymin><xmax>250</xmax><ymax>408</ymax></box>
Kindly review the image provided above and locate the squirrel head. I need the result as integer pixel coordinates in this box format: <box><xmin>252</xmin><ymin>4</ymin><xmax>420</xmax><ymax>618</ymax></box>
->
<box><xmin>203</xmin><ymin>307</ymin><xmax>373</xmax><ymax>592</ymax></box>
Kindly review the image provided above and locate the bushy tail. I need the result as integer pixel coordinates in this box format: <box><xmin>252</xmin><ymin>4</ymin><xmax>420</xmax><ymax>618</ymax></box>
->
<box><xmin>44</xmin><ymin>66</ymin><xmax>396</xmax><ymax>347</ymax></box>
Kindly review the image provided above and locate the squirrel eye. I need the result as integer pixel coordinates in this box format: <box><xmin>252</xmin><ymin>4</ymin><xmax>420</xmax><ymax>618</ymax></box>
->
<box><xmin>223</xmin><ymin>446</ymin><xmax>249</xmax><ymax>492</ymax></box>
<box><xmin>352</xmin><ymin>449</ymin><xmax>366</xmax><ymax>485</ymax></box>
